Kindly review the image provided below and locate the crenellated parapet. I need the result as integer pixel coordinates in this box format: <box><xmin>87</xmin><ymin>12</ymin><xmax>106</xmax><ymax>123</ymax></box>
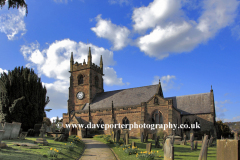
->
<box><xmin>72</xmin><ymin>61</ymin><xmax>103</xmax><ymax>75</ymax></box>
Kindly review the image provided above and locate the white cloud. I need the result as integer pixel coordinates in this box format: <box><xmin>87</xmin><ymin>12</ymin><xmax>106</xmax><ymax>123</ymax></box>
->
<box><xmin>20</xmin><ymin>39</ymin><xmax>126</xmax><ymax>109</ymax></box>
<box><xmin>103</xmin><ymin>67</ymin><xmax>127</xmax><ymax>86</ymax></box>
<box><xmin>152</xmin><ymin>75</ymin><xmax>176</xmax><ymax>91</ymax></box>
<box><xmin>222</xmin><ymin>116</ymin><xmax>240</xmax><ymax>122</ymax></box>
<box><xmin>0</xmin><ymin>7</ymin><xmax>26</xmax><ymax>40</ymax></box>
<box><xmin>108</xmin><ymin>0</ymin><xmax>130</xmax><ymax>5</ymax></box>
<box><xmin>133</xmin><ymin>0</ymin><xmax>240</xmax><ymax>59</ymax></box>
<box><xmin>0</xmin><ymin>68</ymin><xmax>8</xmax><ymax>75</ymax></box>
<box><xmin>91</xmin><ymin>14</ymin><xmax>130</xmax><ymax>50</ymax></box>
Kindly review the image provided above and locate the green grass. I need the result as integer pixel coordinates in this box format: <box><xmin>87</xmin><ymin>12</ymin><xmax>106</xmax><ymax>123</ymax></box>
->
<box><xmin>0</xmin><ymin>135</ymin><xmax>85</xmax><ymax>160</ymax></box>
<box><xmin>93</xmin><ymin>136</ymin><xmax>216</xmax><ymax>160</ymax></box>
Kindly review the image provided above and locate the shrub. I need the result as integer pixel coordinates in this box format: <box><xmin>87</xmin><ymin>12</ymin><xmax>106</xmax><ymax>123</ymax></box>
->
<box><xmin>66</xmin><ymin>142</ymin><xmax>75</xmax><ymax>151</ymax></box>
<box><xmin>123</xmin><ymin>148</ymin><xmax>138</xmax><ymax>155</ymax></box>
<box><xmin>157</xmin><ymin>129</ymin><xmax>167</xmax><ymax>139</ymax></box>
<box><xmin>73</xmin><ymin>136</ymin><xmax>82</xmax><ymax>144</ymax></box>
<box><xmin>48</xmin><ymin>148</ymin><xmax>59</xmax><ymax>158</ymax></box>
<box><xmin>27</xmin><ymin>129</ymin><xmax>35</xmax><ymax>137</ymax></box>
<box><xmin>137</xmin><ymin>152</ymin><xmax>155</xmax><ymax>160</ymax></box>
<box><xmin>103</xmin><ymin>135</ymin><xmax>111</xmax><ymax>142</ymax></box>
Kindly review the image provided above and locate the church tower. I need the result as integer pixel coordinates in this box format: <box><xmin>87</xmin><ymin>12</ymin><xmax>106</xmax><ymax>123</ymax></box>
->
<box><xmin>68</xmin><ymin>47</ymin><xmax>104</xmax><ymax>114</ymax></box>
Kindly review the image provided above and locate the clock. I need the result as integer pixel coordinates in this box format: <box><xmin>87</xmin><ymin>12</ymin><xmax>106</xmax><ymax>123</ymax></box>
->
<box><xmin>77</xmin><ymin>92</ymin><xmax>84</xmax><ymax>100</ymax></box>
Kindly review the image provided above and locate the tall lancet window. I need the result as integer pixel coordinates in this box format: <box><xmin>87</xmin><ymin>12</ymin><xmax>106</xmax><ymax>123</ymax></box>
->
<box><xmin>78</xmin><ymin>74</ymin><xmax>83</xmax><ymax>85</ymax></box>
<box><xmin>122</xmin><ymin>117</ymin><xmax>129</xmax><ymax>129</ymax></box>
<box><xmin>152</xmin><ymin>110</ymin><xmax>163</xmax><ymax>124</ymax></box>
<box><xmin>95</xmin><ymin>76</ymin><xmax>99</xmax><ymax>87</ymax></box>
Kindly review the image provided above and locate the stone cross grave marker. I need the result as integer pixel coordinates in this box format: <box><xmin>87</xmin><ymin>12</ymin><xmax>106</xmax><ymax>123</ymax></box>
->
<box><xmin>125</xmin><ymin>132</ymin><xmax>129</xmax><ymax>145</ymax></box>
<box><xmin>198</xmin><ymin>135</ymin><xmax>209</xmax><ymax>160</ymax></box>
<box><xmin>164</xmin><ymin>138</ymin><xmax>174</xmax><ymax>160</ymax></box>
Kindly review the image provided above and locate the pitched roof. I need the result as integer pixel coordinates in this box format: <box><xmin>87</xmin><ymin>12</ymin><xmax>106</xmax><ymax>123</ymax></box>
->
<box><xmin>82</xmin><ymin>84</ymin><xmax>159</xmax><ymax>110</ymax></box>
<box><xmin>165</xmin><ymin>92</ymin><xmax>212</xmax><ymax>115</ymax></box>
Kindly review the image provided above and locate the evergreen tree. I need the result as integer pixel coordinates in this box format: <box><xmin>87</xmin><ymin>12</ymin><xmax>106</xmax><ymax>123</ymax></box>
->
<box><xmin>0</xmin><ymin>66</ymin><xmax>49</xmax><ymax>131</ymax></box>
<box><xmin>0</xmin><ymin>0</ymin><xmax>28</xmax><ymax>16</ymax></box>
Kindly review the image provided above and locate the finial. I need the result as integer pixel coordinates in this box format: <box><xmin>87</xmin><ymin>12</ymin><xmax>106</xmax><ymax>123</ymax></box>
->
<box><xmin>159</xmin><ymin>79</ymin><xmax>160</xmax><ymax>84</ymax></box>
<box><xmin>83</xmin><ymin>59</ymin><xmax>86</xmax><ymax>63</ymax></box>
<box><xmin>211</xmin><ymin>85</ymin><xmax>212</xmax><ymax>90</ymax></box>
<box><xmin>112</xmin><ymin>101</ymin><xmax>113</xmax><ymax>106</ymax></box>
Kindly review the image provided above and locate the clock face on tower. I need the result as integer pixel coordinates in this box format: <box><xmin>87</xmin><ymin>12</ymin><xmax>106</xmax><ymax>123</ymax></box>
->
<box><xmin>77</xmin><ymin>92</ymin><xmax>84</xmax><ymax>100</ymax></box>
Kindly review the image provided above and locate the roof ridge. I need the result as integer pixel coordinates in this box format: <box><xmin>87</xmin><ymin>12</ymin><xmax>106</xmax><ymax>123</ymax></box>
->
<box><xmin>165</xmin><ymin>92</ymin><xmax>210</xmax><ymax>98</ymax></box>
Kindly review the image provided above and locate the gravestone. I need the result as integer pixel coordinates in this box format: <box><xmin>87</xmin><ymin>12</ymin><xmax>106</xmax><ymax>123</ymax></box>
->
<box><xmin>51</xmin><ymin>124</ymin><xmax>56</xmax><ymax>133</ymax></box>
<box><xmin>116</xmin><ymin>130</ymin><xmax>120</xmax><ymax>143</ymax></box>
<box><xmin>141</xmin><ymin>132</ymin><xmax>144</xmax><ymax>143</ymax></box>
<box><xmin>2</xmin><ymin>122</ymin><xmax>13</xmax><ymax>140</ymax></box>
<box><xmin>111</xmin><ymin>130</ymin><xmax>115</xmax><ymax>142</ymax></box>
<box><xmin>10</xmin><ymin>122</ymin><xmax>21</xmax><ymax>139</ymax></box>
<box><xmin>198</xmin><ymin>135</ymin><xmax>209</xmax><ymax>160</ymax></box>
<box><xmin>208</xmin><ymin>136</ymin><xmax>214</xmax><ymax>147</ymax></box>
<box><xmin>146</xmin><ymin>143</ymin><xmax>152</xmax><ymax>153</ymax></box>
<box><xmin>132</xmin><ymin>141</ymin><xmax>135</xmax><ymax>149</ymax></box>
<box><xmin>0</xmin><ymin>130</ymin><xmax>5</xmax><ymax>143</ymax></box>
<box><xmin>0</xmin><ymin>124</ymin><xmax>3</xmax><ymax>130</ymax></box>
<box><xmin>155</xmin><ymin>136</ymin><xmax>161</xmax><ymax>148</ymax></box>
<box><xmin>217</xmin><ymin>139</ymin><xmax>240</xmax><ymax>160</ymax></box>
<box><xmin>152</xmin><ymin>133</ymin><xmax>156</xmax><ymax>140</ymax></box>
<box><xmin>194</xmin><ymin>141</ymin><xmax>198</xmax><ymax>150</ymax></box>
<box><xmin>144</xmin><ymin>133</ymin><xmax>148</xmax><ymax>143</ymax></box>
<box><xmin>34</xmin><ymin>124</ymin><xmax>48</xmax><ymax>146</ymax></box>
<box><xmin>19</xmin><ymin>132</ymin><xmax>28</xmax><ymax>140</ymax></box>
<box><xmin>190</xmin><ymin>133</ymin><xmax>194</xmax><ymax>151</ymax></box>
<box><xmin>125</xmin><ymin>133</ymin><xmax>129</xmax><ymax>145</ymax></box>
<box><xmin>164</xmin><ymin>138</ymin><xmax>174</xmax><ymax>160</ymax></box>
<box><xmin>221</xmin><ymin>135</ymin><xmax>223</xmax><ymax>139</ymax></box>
<box><xmin>34</xmin><ymin>124</ymin><xmax>42</xmax><ymax>137</ymax></box>
<box><xmin>46</xmin><ymin>126</ymin><xmax>51</xmax><ymax>133</ymax></box>
<box><xmin>162</xmin><ymin>134</ymin><xmax>167</xmax><ymax>150</ymax></box>
<box><xmin>235</xmin><ymin>132</ymin><xmax>239</xmax><ymax>140</ymax></box>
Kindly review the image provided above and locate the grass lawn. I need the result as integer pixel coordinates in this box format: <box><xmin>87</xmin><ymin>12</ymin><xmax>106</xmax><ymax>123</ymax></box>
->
<box><xmin>0</xmin><ymin>135</ymin><xmax>85</xmax><ymax>160</ymax></box>
<box><xmin>93</xmin><ymin>136</ymin><xmax>216</xmax><ymax>160</ymax></box>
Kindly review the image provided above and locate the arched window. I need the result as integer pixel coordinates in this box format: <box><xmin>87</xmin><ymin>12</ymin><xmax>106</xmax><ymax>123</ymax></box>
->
<box><xmin>97</xmin><ymin>119</ymin><xmax>104</xmax><ymax>130</ymax></box>
<box><xmin>183</xmin><ymin>119</ymin><xmax>191</xmax><ymax>131</ymax></box>
<box><xmin>152</xmin><ymin>110</ymin><xmax>163</xmax><ymax>124</ymax></box>
<box><xmin>95</xmin><ymin>76</ymin><xmax>99</xmax><ymax>88</ymax></box>
<box><xmin>193</xmin><ymin>119</ymin><xmax>201</xmax><ymax>131</ymax></box>
<box><xmin>122</xmin><ymin>117</ymin><xmax>129</xmax><ymax>129</ymax></box>
<box><xmin>78</xmin><ymin>75</ymin><xmax>83</xmax><ymax>85</ymax></box>
<box><xmin>154</xmin><ymin>97</ymin><xmax>158</xmax><ymax>105</ymax></box>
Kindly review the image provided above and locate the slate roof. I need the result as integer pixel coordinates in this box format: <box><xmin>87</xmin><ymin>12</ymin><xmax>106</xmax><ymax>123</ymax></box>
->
<box><xmin>82</xmin><ymin>84</ymin><xmax>159</xmax><ymax>110</ymax></box>
<box><xmin>165</xmin><ymin>93</ymin><xmax>212</xmax><ymax>115</ymax></box>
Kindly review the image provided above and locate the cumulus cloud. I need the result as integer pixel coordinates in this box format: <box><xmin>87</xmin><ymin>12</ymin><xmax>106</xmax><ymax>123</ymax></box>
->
<box><xmin>152</xmin><ymin>75</ymin><xmax>176</xmax><ymax>91</ymax></box>
<box><xmin>91</xmin><ymin>14</ymin><xmax>130</xmax><ymax>50</ymax></box>
<box><xmin>133</xmin><ymin>0</ymin><xmax>240</xmax><ymax>59</ymax></box>
<box><xmin>50</xmin><ymin>117</ymin><xmax>63</xmax><ymax>123</ymax></box>
<box><xmin>0</xmin><ymin>68</ymin><xmax>8</xmax><ymax>74</ymax></box>
<box><xmin>0</xmin><ymin>7</ymin><xmax>26</xmax><ymax>40</ymax></box>
<box><xmin>20</xmin><ymin>39</ymin><xmax>126</xmax><ymax>109</ymax></box>
<box><xmin>104</xmin><ymin>67</ymin><xmax>129</xmax><ymax>86</ymax></box>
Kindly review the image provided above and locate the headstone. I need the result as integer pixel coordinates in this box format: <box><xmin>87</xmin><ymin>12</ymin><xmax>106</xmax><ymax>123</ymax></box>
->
<box><xmin>198</xmin><ymin>135</ymin><xmax>209</xmax><ymax>160</ymax></box>
<box><xmin>155</xmin><ymin>136</ymin><xmax>161</xmax><ymax>148</ymax></box>
<box><xmin>34</xmin><ymin>124</ymin><xmax>48</xmax><ymax>146</ymax></box>
<box><xmin>132</xmin><ymin>141</ymin><xmax>135</xmax><ymax>149</ymax></box>
<box><xmin>144</xmin><ymin>133</ymin><xmax>148</xmax><ymax>143</ymax></box>
<box><xmin>46</xmin><ymin>126</ymin><xmax>51</xmax><ymax>132</ymax></box>
<box><xmin>2</xmin><ymin>122</ymin><xmax>13</xmax><ymax>140</ymax></box>
<box><xmin>190</xmin><ymin>133</ymin><xmax>194</xmax><ymax>151</ymax></box>
<box><xmin>19</xmin><ymin>132</ymin><xmax>28</xmax><ymax>140</ymax></box>
<box><xmin>152</xmin><ymin>133</ymin><xmax>156</xmax><ymax>140</ymax></box>
<box><xmin>141</xmin><ymin>132</ymin><xmax>144</xmax><ymax>143</ymax></box>
<box><xmin>111</xmin><ymin>130</ymin><xmax>115</xmax><ymax>141</ymax></box>
<box><xmin>208</xmin><ymin>136</ymin><xmax>214</xmax><ymax>147</ymax></box>
<box><xmin>34</xmin><ymin>124</ymin><xmax>42</xmax><ymax>137</ymax></box>
<box><xmin>51</xmin><ymin>124</ymin><xmax>56</xmax><ymax>133</ymax></box>
<box><xmin>194</xmin><ymin>141</ymin><xmax>198</xmax><ymax>150</ymax></box>
<box><xmin>164</xmin><ymin>138</ymin><xmax>174</xmax><ymax>160</ymax></box>
<box><xmin>217</xmin><ymin>139</ymin><xmax>240</xmax><ymax>160</ymax></box>
<box><xmin>116</xmin><ymin>130</ymin><xmax>120</xmax><ymax>143</ymax></box>
<box><xmin>146</xmin><ymin>143</ymin><xmax>152</xmax><ymax>153</ymax></box>
<box><xmin>0</xmin><ymin>124</ymin><xmax>3</xmax><ymax>130</ymax></box>
<box><xmin>0</xmin><ymin>130</ymin><xmax>5</xmax><ymax>143</ymax></box>
<box><xmin>10</xmin><ymin>122</ymin><xmax>21</xmax><ymax>139</ymax></box>
<box><xmin>234</xmin><ymin>132</ymin><xmax>239</xmax><ymax>140</ymax></box>
<box><xmin>125</xmin><ymin>133</ymin><xmax>129</xmax><ymax>145</ymax></box>
<box><xmin>221</xmin><ymin>135</ymin><xmax>223</xmax><ymax>139</ymax></box>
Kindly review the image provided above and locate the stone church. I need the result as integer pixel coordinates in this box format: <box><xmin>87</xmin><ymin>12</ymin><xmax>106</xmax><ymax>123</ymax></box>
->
<box><xmin>63</xmin><ymin>47</ymin><xmax>217</xmax><ymax>139</ymax></box>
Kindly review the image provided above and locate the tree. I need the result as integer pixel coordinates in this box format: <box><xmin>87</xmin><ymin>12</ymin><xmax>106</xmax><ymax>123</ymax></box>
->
<box><xmin>56</xmin><ymin>116</ymin><xmax>59</xmax><ymax>124</ymax></box>
<box><xmin>0</xmin><ymin>0</ymin><xmax>28</xmax><ymax>16</ymax></box>
<box><xmin>0</xmin><ymin>66</ymin><xmax>49</xmax><ymax>131</ymax></box>
<box><xmin>216</xmin><ymin>120</ymin><xmax>232</xmax><ymax>138</ymax></box>
<box><xmin>43</xmin><ymin>117</ymin><xmax>51</xmax><ymax>126</ymax></box>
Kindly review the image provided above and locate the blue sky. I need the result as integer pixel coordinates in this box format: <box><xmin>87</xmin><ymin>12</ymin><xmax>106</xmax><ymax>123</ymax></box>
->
<box><xmin>0</xmin><ymin>0</ymin><xmax>240</xmax><ymax>122</ymax></box>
